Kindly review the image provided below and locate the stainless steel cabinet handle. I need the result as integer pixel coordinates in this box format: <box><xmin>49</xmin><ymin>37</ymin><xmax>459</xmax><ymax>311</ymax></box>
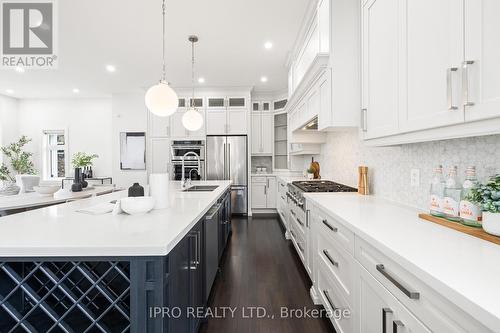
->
<box><xmin>264</xmin><ymin>184</ymin><xmax>267</xmax><ymax>195</ymax></box>
<box><xmin>361</xmin><ymin>108</ymin><xmax>367</xmax><ymax>132</ymax></box>
<box><xmin>281</xmin><ymin>195</ymin><xmax>285</xmax><ymax>201</ymax></box>
<box><xmin>297</xmin><ymin>242</ymin><xmax>304</xmax><ymax>253</ymax></box>
<box><xmin>447</xmin><ymin>67</ymin><xmax>458</xmax><ymax>110</ymax></box>
<box><xmin>306</xmin><ymin>209</ymin><xmax>310</xmax><ymax>228</ymax></box>
<box><xmin>323</xmin><ymin>250</ymin><xmax>339</xmax><ymax>267</ymax></box>
<box><xmin>323</xmin><ymin>290</ymin><xmax>336</xmax><ymax>310</ymax></box>
<box><xmin>462</xmin><ymin>60</ymin><xmax>475</xmax><ymax>107</ymax></box>
<box><xmin>296</xmin><ymin>217</ymin><xmax>304</xmax><ymax>226</ymax></box>
<box><xmin>322</xmin><ymin>219</ymin><xmax>338</xmax><ymax>232</ymax></box>
<box><xmin>376</xmin><ymin>264</ymin><xmax>420</xmax><ymax>300</ymax></box>
<box><xmin>393</xmin><ymin>320</ymin><xmax>405</xmax><ymax>333</ymax></box>
<box><xmin>382</xmin><ymin>308</ymin><xmax>393</xmax><ymax>333</ymax></box>
<box><xmin>290</xmin><ymin>210</ymin><xmax>296</xmax><ymax>217</ymax></box>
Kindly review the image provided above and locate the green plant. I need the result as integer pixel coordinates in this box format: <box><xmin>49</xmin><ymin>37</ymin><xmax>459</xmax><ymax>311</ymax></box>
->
<box><xmin>71</xmin><ymin>152</ymin><xmax>98</xmax><ymax>168</ymax></box>
<box><xmin>307</xmin><ymin>167</ymin><xmax>315</xmax><ymax>174</ymax></box>
<box><xmin>467</xmin><ymin>174</ymin><xmax>500</xmax><ymax>213</ymax></box>
<box><xmin>0</xmin><ymin>136</ymin><xmax>35</xmax><ymax>181</ymax></box>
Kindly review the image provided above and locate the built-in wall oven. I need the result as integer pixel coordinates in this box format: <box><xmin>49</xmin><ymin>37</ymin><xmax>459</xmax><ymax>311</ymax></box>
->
<box><xmin>171</xmin><ymin>140</ymin><xmax>206</xmax><ymax>181</ymax></box>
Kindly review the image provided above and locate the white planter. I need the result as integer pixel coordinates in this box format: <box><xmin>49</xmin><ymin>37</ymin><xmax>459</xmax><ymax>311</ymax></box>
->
<box><xmin>15</xmin><ymin>174</ymin><xmax>40</xmax><ymax>193</ymax></box>
<box><xmin>307</xmin><ymin>173</ymin><xmax>314</xmax><ymax>180</ymax></box>
<box><xmin>482</xmin><ymin>212</ymin><xmax>500</xmax><ymax>237</ymax></box>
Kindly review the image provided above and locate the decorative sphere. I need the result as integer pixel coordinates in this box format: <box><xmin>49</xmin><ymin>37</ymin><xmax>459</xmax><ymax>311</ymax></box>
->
<box><xmin>182</xmin><ymin>108</ymin><xmax>204</xmax><ymax>131</ymax></box>
<box><xmin>145</xmin><ymin>82</ymin><xmax>178</xmax><ymax>117</ymax></box>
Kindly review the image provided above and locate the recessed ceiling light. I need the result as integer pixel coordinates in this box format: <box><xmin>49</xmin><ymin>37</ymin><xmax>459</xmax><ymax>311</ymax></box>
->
<box><xmin>5</xmin><ymin>89</ymin><xmax>14</xmax><ymax>94</ymax></box>
<box><xmin>105</xmin><ymin>65</ymin><xmax>116</xmax><ymax>72</ymax></box>
<box><xmin>198</xmin><ymin>77</ymin><xmax>205</xmax><ymax>84</ymax></box>
<box><xmin>73</xmin><ymin>88</ymin><xmax>80</xmax><ymax>93</ymax></box>
<box><xmin>264</xmin><ymin>41</ymin><xmax>273</xmax><ymax>49</ymax></box>
<box><xmin>15</xmin><ymin>66</ymin><xmax>25</xmax><ymax>73</ymax></box>
<box><xmin>260</xmin><ymin>76</ymin><xmax>268</xmax><ymax>83</ymax></box>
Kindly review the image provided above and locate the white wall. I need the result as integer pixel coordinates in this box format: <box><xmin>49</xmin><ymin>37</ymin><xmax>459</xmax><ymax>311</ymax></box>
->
<box><xmin>0</xmin><ymin>94</ymin><xmax>20</xmax><ymax>164</ymax></box>
<box><xmin>306</xmin><ymin>129</ymin><xmax>500</xmax><ymax>210</ymax></box>
<box><xmin>17</xmin><ymin>98</ymin><xmax>112</xmax><ymax>179</ymax></box>
<box><xmin>112</xmin><ymin>93</ymin><xmax>148</xmax><ymax>189</ymax></box>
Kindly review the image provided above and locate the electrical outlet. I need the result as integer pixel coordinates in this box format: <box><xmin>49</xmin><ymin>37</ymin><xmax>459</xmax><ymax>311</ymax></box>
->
<box><xmin>410</xmin><ymin>169</ymin><xmax>420</xmax><ymax>187</ymax></box>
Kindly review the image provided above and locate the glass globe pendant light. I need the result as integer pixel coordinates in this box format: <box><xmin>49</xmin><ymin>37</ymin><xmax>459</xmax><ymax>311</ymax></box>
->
<box><xmin>145</xmin><ymin>0</ymin><xmax>178</xmax><ymax>117</ymax></box>
<box><xmin>182</xmin><ymin>35</ymin><xmax>204</xmax><ymax>131</ymax></box>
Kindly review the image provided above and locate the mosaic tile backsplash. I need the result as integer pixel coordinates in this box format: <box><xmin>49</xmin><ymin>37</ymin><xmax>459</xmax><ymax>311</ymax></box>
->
<box><xmin>307</xmin><ymin>129</ymin><xmax>500</xmax><ymax>211</ymax></box>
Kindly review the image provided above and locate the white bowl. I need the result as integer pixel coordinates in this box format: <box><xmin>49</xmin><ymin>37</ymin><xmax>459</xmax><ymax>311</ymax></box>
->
<box><xmin>120</xmin><ymin>197</ymin><xmax>155</xmax><ymax>215</ymax></box>
<box><xmin>33</xmin><ymin>185</ymin><xmax>61</xmax><ymax>196</ymax></box>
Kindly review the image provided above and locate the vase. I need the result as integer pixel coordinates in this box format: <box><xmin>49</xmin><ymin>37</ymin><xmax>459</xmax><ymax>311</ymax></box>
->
<box><xmin>81</xmin><ymin>173</ymin><xmax>88</xmax><ymax>189</ymax></box>
<box><xmin>71</xmin><ymin>168</ymin><xmax>83</xmax><ymax>192</ymax></box>
<box><xmin>128</xmin><ymin>182</ymin><xmax>145</xmax><ymax>197</ymax></box>
<box><xmin>15</xmin><ymin>174</ymin><xmax>40</xmax><ymax>193</ymax></box>
<box><xmin>307</xmin><ymin>173</ymin><xmax>314</xmax><ymax>180</ymax></box>
<box><xmin>482</xmin><ymin>212</ymin><xmax>500</xmax><ymax>236</ymax></box>
<box><xmin>0</xmin><ymin>181</ymin><xmax>20</xmax><ymax>196</ymax></box>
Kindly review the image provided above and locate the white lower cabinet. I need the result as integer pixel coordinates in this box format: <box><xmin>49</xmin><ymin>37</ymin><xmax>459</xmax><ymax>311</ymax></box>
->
<box><xmin>356</xmin><ymin>263</ymin><xmax>430</xmax><ymax>333</ymax></box>
<box><xmin>306</xmin><ymin>204</ymin><xmax>491</xmax><ymax>333</ymax></box>
<box><xmin>251</xmin><ymin>176</ymin><xmax>276</xmax><ymax>210</ymax></box>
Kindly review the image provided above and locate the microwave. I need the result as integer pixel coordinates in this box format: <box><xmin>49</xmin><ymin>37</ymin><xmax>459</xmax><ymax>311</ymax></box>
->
<box><xmin>171</xmin><ymin>140</ymin><xmax>205</xmax><ymax>161</ymax></box>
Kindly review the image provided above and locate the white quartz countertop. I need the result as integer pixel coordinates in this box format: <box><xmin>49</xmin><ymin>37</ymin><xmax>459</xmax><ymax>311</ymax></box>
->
<box><xmin>0</xmin><ymin>185</ymin><xmax>118</xmax><ymax>211</ymax></box>
<box><xmin>0</xmin><ymin>181</ymin><xmax>231</xmax><ymax>258</ymax></box>
<box><xmin>305</xmin><ymin>193</ymin><xmax>500</xmax><ymax>331</ymax></box>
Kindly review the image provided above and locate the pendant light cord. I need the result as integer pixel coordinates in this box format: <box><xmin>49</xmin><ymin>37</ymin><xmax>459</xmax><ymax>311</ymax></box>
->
<box><xmin>191</xmin><ymin>39</ymin><xmax>195</xmax><ymax>106</ymax></box>
<box><xmin>161</xmin><ymin>0</ymin><xmax>166</xmax><ymax>82</ymax></box>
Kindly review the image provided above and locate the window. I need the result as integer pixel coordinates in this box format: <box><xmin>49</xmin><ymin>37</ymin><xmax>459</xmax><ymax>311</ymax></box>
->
<box><xmin>43</xmin><ymin>130</ymin><xmax>67</xmax><ymax>180</ymax></box>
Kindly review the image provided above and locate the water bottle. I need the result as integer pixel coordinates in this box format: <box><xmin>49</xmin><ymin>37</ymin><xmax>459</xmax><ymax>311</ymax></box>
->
<box><xmin>443</xmin><ymin>166</ymin><xmax>462</xmax><ymax>222</ymax></box>
<box><xmin>429</xmin><ymin>165</ymin><xmax>445</xmax><ymax>217</ymax></box>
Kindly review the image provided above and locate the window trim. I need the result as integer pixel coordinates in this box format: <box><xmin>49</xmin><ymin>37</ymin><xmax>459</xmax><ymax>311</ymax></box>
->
<box><xmin>42</xmin><ymin>129</ymin><xmax>69</xmax><ymax>181</ymax></box>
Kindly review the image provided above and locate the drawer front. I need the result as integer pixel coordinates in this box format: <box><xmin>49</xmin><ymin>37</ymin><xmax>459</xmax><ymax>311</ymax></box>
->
<box><xmin>355</xmin><ymin>236</ymin><xmax>489</xmax><ymax>333</ymax></box>
<box><xmin>289</xmin><ymin>222</ymin><xmax>306</xmax><ymax>263</ymax></box>
<box><xmin>278</xmin><ymin>179</ymin><xmax>287</xmax><ymax>195</ymax></box>
<box><xmin>290</xmin><ymin>208</ymin><xmax>306</xmax><ymax>236</ymax></box>
<box><xmin>317</xmin><ymin>261</ymin><xmax>353</xmax><ymax>333</ymax></box>
<box><xmin>317</xmin><ymin>231</ymin><xmax>355</xmax><ymax>305</ymax></box>
<box><xmin>315</xmin><ymin>207</ymin><xmax>355</xmax><ymax>255</ymax></box>
<box><xmin>251</xmin><ymin>176</ymin><xmax>267</xmax><ymax>183</ymax></box>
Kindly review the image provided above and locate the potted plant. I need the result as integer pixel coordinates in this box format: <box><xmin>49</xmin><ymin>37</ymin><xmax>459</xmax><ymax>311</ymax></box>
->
<box><xmin>306</xmin><ymin>167</ymin><xmax>315</xmax><ymax>180</ymax></box>
<box><xmin>468</xmin><ymin>174</ymin><xmax>500</xmax><ymax>236</ymax></box>
<box><xmin>0</xmin><ymin>136</ymin><xmax>37</xmax><ymax>195</ymax></box>
<box><xmin>71</xmin><ymin>152</ymin><xmax>98</xmax><ymax>191</ymax></box>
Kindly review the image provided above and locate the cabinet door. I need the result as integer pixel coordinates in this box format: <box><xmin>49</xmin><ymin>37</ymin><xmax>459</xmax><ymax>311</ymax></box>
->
<box><xmin>169</xmin><ymin>235</ymin><xmax>190</xmax><ymax>333</ymax></box>
<box><xmin>318</xmin><ymin>70</ymin><xmax>332</xmax><ymax>130</ymax></box>
<box><xmin>170</xmin><ymin>111</ymin><xmax>189</xmax><ymax>138</ymax></box>
<box><xmin>261</xmin><ymin>113</ymin><xmax>273</xmax><ymax>155</ymax></box>
<box><xmin>189</xmin><ymin>222</ymin><xmax>204</xmax><ymax>333</ymax></box>
<box><xmin>227</xmin><ymin>110</ymin><xmax>248</xmax><ymax>134</ymax></box>
<box><xmin>464</xmin><ymin>0</ymin><xmax>500</xmax><ymax>122</ymax></box>
<box><xmin>362</xmin><ymin>0</ymin><xmax>401</xmax><ymax>139</ymax></box>
<box><xmin>306</xmin><ymin>88</ymin><xmax>319</xmax><ymax>122</ymax></box>
<box><xmin>399</xmin><ymin>0</ymin><xmax>464</xmax><ymax>132</ymax></box>
<box><xmin>206</xmin><ymin>108</ymin><xmax>227</xmax><ymax>135</ymax></box>
<box><xmin>266</xmin><ymin>177</ymin><xmax>277</xmax><ymax>208</ymax></box>
<box><xmin>251</xmin><ymin>182</ymin><xmax>267</xmax><ymax>209</ymax></box>
<box><xmin>251</xmin><ymin>113</ymin><xmax>262</xmax><ymax>154</ymax></box>
<box><xmin>150</xmin><ymin>113</ymin><xmax>171</xmax><ymax>137</ymax></box>
<box><xmin>150</xmin><ymin>137</ymin><xmax>171</xmax><ymax>174</ymax></box>
<box><xmin>356</xmin><ymin>263</ymin><xmax>431</xmax><ymax>333</ymax></box>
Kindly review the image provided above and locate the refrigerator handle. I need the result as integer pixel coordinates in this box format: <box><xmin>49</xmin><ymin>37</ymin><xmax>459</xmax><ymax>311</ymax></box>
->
<box><xmin>223</xmin><ymin>142</ymin><xmax>226</xmax><ymax>180</ymax></box>
<box><xmin>228</xmin><ymin>143</ymin><xmax>231</xmax><ymax>180</ymax></box>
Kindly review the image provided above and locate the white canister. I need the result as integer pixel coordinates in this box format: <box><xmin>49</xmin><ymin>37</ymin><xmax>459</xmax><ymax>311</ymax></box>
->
<box><xmin>482</xmin><ymin>212</ymin><xmax>500</xmax><ymax>237</ymax></box>
<box><xmin>149</xmin><ymin>173</ymin><xmax>170</xmax><ymax>210</ymax></box>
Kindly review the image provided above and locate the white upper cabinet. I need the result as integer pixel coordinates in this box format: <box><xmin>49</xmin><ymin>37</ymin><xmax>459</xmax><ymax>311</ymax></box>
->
<box><xmin>205</xmin><ymin>96</ymin><xmax>249</xmax><ymax>135</ymax></box>
<box><xmin>362</xmin><ymin>0</ymin><xmax>500</xmax><ymax>144</ymax></box>
<box><xmin>362</xmin><ymin>0</ymin><xmax>400</xmax><ymax>139</ymax></box>
<box><xmin>206</xmin><ymin>108</ymin><xmax>227</xmax><ymax>135</ymax></box>
<box><xmin>464</xmin><ymin>0</ymin><xmax>500</xmax><ymax>122</ymax></box>
<box><xmin>399</xmin><ymin>0</ymin><xmax>464</xmax><ymax>132</ymax></box>
<box><xmin>251</xmin><ymin>104</ymin><xmax>273</xmax><ymax>155</ymax></box>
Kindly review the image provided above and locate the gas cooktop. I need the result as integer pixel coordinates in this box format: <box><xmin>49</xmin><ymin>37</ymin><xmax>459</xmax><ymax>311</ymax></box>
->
<box><xmin>291</xmin><ymin>180</ymin><xmax>357</xmax><ymax>193</ymax></box>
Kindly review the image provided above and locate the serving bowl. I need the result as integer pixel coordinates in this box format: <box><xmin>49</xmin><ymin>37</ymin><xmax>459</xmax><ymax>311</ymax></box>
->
<box><xmin>120</xmin><ymin>197</ymin><xmax>155</xmax><ymax>215</ymax></box>
<box><xmin>33</xmin><ymin>185</ymin><xmax>61</xmax><ymax>196</ymax></box>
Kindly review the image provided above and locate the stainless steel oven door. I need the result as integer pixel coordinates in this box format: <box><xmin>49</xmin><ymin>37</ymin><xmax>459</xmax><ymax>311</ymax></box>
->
<box><xmin>171</xmin><ymin>141</ymin><xmax>205</xmax><ymax>161</ymax></box>
<box><xmin>171</xmin><ymin>161</ymin><xmax>205</xmax><ymax>181</ymax></box>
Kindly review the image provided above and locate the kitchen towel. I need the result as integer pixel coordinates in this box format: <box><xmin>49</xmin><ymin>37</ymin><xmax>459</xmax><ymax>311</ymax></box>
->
<box><xmin>149</xmin><ymin>173</ymin><xmax>169</xmax><ymax>209</ymax></box>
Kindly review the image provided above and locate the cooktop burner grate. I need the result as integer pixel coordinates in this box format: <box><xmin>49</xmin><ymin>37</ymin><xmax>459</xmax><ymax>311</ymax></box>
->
<box><xmin>292</xmin><ymin>181</ymin><xmax>357</xmax><ymax>193</ymax></box>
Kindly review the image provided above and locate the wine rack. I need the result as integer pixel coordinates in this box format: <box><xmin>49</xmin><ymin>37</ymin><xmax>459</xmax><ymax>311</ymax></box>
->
<box><xmin>0</xmin><ymin>261</ymin><xmax>132</xmax><ymax>333</ymax></box>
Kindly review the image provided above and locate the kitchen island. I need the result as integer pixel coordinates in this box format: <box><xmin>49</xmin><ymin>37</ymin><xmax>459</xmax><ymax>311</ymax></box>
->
<box><xmin>0</xmin><ymin>180</ymin><xmax>232</xmax><ymax>333</ymax></box>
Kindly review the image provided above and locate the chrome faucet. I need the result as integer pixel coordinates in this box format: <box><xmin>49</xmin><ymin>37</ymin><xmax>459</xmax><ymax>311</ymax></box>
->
<box><xmin>181</xmin><ymin>152</ymin><xmax>200</xmax><ymax>190</ymax></box>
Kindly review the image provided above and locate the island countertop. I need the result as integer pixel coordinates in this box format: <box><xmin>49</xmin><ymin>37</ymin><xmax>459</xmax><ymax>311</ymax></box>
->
<box><xmin>0</xmin><ymin>180</ymin><xmax>231</xmax><ymax>258</ymax></box>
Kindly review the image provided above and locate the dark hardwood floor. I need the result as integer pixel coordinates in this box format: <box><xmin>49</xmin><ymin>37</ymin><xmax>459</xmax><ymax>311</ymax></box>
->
<box><xmin>200</xmin><ymin>216</ymin><xmax>335</xmax><ymax>333</ymax></box>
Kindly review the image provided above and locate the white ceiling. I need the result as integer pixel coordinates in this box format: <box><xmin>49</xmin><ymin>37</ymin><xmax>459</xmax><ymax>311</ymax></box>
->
<box><xmin>0</xmin><ymin>0</ymin><xmax>310</xmax><ymax>99</ymax></box>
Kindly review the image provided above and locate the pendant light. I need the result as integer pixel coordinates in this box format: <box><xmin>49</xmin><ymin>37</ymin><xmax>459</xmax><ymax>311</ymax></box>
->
<box><xmin>145</xmin><ymin>0</ymin><xmax>178</xmax><ymax>117</ymax></box>
<box><xmin>182</xmin><ymin>36</ymin><xmax>204</xmax><ymax>131</ymax></box>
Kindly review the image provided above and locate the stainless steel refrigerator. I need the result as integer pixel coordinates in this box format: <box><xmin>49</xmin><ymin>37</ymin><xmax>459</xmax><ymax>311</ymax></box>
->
<box><xmin>206</xmin><ymin>135</ymin><xmax>248</xmax><ymax>214</ymax></box>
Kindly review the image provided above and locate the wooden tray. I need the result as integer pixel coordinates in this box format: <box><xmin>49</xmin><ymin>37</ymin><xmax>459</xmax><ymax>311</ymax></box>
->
<box><xmin>419</xmin><ymin>213</ymin><xmax>500</xmax><ymax>245</ymax></box>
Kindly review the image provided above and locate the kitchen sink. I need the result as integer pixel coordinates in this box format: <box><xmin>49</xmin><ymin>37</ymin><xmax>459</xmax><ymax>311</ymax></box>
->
<box><xmin>183</xmin><ymin>185</ymin><xmax>219</xmax><ymax>192</ymax></box>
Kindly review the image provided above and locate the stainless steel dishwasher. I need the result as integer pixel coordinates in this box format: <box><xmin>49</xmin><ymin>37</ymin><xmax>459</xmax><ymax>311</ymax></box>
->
<box><xmin>204</xmin><ymin>204</ymin><xmax>220</xmax><ymax>302</ymax></box>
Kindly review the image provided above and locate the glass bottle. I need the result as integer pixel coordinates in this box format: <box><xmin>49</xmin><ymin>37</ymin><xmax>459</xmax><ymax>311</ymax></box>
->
<box><xmin>460</xmin><ymin>166</ymin><xmax>482</xmax><ymax>227</ymax></box>
<box><xmin>429</xmin><ymin>165</ymin><xmax>446</xmax><ymax>217</ymax></box>
<box><xmin>443</xmin><ymin>166</ymin><xmax>461</xmax><ymax>222</ymax></box>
